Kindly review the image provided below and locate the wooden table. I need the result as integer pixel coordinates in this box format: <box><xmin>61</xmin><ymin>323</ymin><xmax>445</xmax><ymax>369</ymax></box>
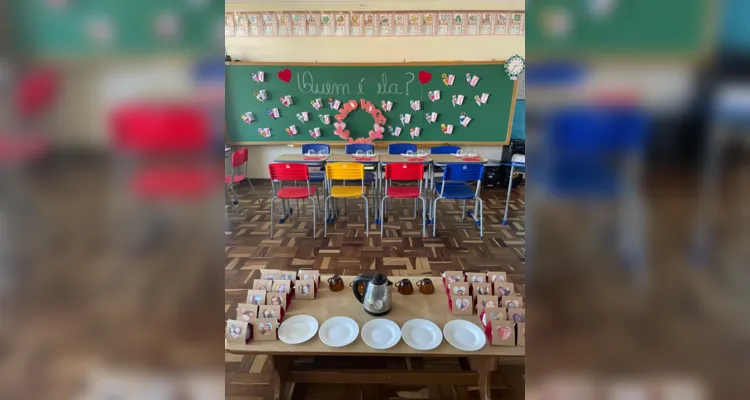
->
<box><xmin>226</xmin><ymin>275</ymin><xmax>524</xmax><ymax>400</ymax></box>
<box><xmin>273</xmin><ymin>153</ymin><xmax>330</xmax><ymax>165</ymax></box>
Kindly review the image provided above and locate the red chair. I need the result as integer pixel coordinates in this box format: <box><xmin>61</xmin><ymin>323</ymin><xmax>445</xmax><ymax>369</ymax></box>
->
<box><xmin>268</xmin><ymin>163</ymin><xmax>320</xmax><ymax>237</ymax></box>
<box><xmin>380</xmin><ymin>163</ymin><xmax>426</xmax><ymax>237</ymax></box>
<box><xmin>225</xmin><ymin>148</ymin><xmax>254</xmax><ymax>205</ymax></box>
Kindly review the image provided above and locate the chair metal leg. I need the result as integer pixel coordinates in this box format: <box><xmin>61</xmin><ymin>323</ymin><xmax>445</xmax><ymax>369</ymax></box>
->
<box><xmin>477</xmin><ymin>197</ymin><xmax>484</xmax><ymax>237</ymax></box>
<box><xmin>413</xmin><ymin>198</ymin><xmax>418</xmax><ymax>219</ymax></box>
<box><xmin>309</xmin><ymin>196</ymin><xmax>317</xmax><ymax>238</ymax></box>
<box><xmin>432</xmin><ymin>197</ymin><xmax>441</xmax><ymax>237</ymax></box>
<box><xmin>462</xmin><ymin>200</ymin><xmax>467</xmax><ymax>220</ymax></box>
<box><xmin>380</xmin><ymin>195</ymin><xmax>388</xmax><ymax>237</ymax></box>
<box><xmin>324</xmin><ymin>196</ymin><xmax>332</xmax><ymax>237</ymax></box>
<box><xmin>269</xmin><ymin>196</ymin><xmax>278</xmax><ymax>237</ymax></box>
<box><xmin>362</xmin><ymin>195</ymin><xmax>369</xmax><ymax>237</ymax></box>
<box><xmin>420</xmin><ymin>196</ymin><xmax>427</xmax><ymax>237</ymax></box>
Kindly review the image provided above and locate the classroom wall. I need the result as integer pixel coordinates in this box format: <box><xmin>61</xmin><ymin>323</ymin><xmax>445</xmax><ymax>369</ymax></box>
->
<box><xmin>226</xmin><ymin>1</ymin><xmax>525</xmax><ymax>178</ymax></box>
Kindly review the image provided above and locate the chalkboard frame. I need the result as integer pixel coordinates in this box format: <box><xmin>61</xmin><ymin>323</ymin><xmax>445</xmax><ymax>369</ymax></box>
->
<box><xmin>226</xmin><ymin>61</ymin><xmax>519</xmax><ymax>146</ymax></box>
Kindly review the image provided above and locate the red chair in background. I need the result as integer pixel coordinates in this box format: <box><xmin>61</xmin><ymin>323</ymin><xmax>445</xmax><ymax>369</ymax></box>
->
<box><xmin>380</xmin><ymin>163</ymin><xmax>427</xmax><ymax>237</ymax></box>
<box><xmin>225</xmin><ymin>148</ymin><xmax>254</xmax><ymax>207</ymax></box>
<box><xmin>268</xmin><ymin>163</ymin><xmax>319</xmax><ymax>237</ymax></box>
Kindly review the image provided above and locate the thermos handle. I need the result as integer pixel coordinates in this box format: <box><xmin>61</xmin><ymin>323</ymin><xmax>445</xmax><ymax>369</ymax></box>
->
<box><xmin>352</xmin><ymin>276</ymin><xmax>369</xmax><ymax>303</ymax></box>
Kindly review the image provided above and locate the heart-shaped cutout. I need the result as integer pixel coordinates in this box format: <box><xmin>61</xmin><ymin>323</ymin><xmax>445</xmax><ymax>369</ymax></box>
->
<box><xmin>462</xmin><ymin>299</ymin><xmax>469</xmax><ymax>309</ymax></box>
<box><xmin>336</xmin><ymin>130</ymin><xmax>350</xmax><ymax>140</ymax></box>
<box><xmin>455</xmin><ymin>299</ymin><xmax>464</xmax><ymax>310</ymax></box>
<box><xmin>373</xmin><ymin>124</ymin><xmax>384</xmax><ymax>134</ymax></box>
<box><xmin>418</xmin><ymin>70</ymin><xmax>432</xmax><ymax>84</ymax></box>
<box><xmin>333</xmin><ymin>121</ymin><xmax>346</xmax><ymax>130</ymax></box>
<box><xmin>498</xmin><ymin>327</ymin><xmax>512</xmax><ymax>340</ymax></box>
<box><xmin>277</xmin><ymin>68</ymin><xmax>292</xmax><ymax>83</ymax></box>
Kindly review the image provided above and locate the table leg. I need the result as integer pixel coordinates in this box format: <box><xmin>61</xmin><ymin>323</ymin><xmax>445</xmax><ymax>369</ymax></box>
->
<box><xmin>269</xmin><ymin>355</ymin><xmax>294</xmax><ymax>400</ymax></box>
<box><xmin>470</xmin><ymin>356</ymin><xmax>497</xmax><ymax>400</ymax></box>
<box><xmin>501</xmin><ymin>164</ymin><xmax>514</xmax><ymax>226</ymax></box>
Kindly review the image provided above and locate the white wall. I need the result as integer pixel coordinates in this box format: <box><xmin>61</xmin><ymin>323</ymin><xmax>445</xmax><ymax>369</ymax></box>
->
<box><xmin>226</xmin><ymin>1</ymin><xmax>525</xmax><ymax>178</ymax></box>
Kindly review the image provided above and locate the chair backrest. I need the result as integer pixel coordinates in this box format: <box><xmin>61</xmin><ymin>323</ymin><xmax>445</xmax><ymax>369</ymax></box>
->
<box><xmin>430</xmin><ymin>145</ymin><xmax>461</xmax><ymax>155</ymax></box>
<box><xmin>231</xmin><ymin>148</ymin><xmax>248</xmax><ymax>168</ymax></box>
<box><xmin>326</xmin><ymin>162</ymin><xmax>364</xmax><ymax>180</ymax></box>
<box><xmin>345</xmin><ymin>144</ymin><xmax>374</xmax><ymax>154</ymax></box>
<box><xmin>268</xmin><ymin>163</ymin><xmax>310</xmax><ymax>182</ymax></box>
<box><xmin>443</xmin><ymin>164</ymin><xmax>484</xmax><ymax>182</ymax></box>
<box><xmin>388</xmin><ymin>143</ymin><xmax>417</xmax><ymax>155</ymax></box>
<box><xmin>111</xmin><ymin>104</ymin><xmax>210</xmax><ymax>155</ymax></box>
<box><xmin>384</xmin><ymin>163</ymin><xmax>424</xmax><ymax>181</ymax></box>
<box><xmin>301</xmin><ymin>144</ymin><xmax>330</xmax><ymax>154</ymax></box>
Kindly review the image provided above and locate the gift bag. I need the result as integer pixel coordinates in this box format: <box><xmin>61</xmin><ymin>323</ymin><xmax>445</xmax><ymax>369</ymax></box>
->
<box><xmin>487</xmin><ymin>271</ymin><xmax>507</xmax><ymax>283</ymax></box>
<box><xmin>246</xmin><ymin>290</ymin><xmax>267</xmax><ymax>306</ymax></box>
<box><xmin>502</xmin><ymin>295</ymin><xmax>523</xmax><ymax>309</ymax></box>
<box><xmin>448</xmin><ymin>282</ymin><xmax>470</xmax><ymax>298</ymax></box>
<box><xmin>480</xmin><ymin>306</ymin><xmax>507</xmax><ymax>329</ymax></box>
<box><xmin>488</xmin><ymin>320</ymin><xmax>515</xmax><ymax>346</ymax></box>
<box><xmin>266</xmin><ymin>292</ymin><xmax>288</xmax><ymax>310</ymax></box>
<box><xmin>472</xmin><ymin>282</ymin><xmax>493</xmax><ymax>299</ymax></box>
<box><xmin>298</xmin><ymin>269</ymin><xmax>321</xmax><ymax>288</ymax></box>
<box><xmin>251</xmin><ymin>318</ymin><xmax>279</xmax><ymax>341</ymax></box>
<box><xmin>466</xmin><ymin>272</ymin><xmax>486</xmax><ymax>283</ymax></box>
<box><xmin>449</xmin><ymin>295</ymin><xmax>473</xmax><ymax>315</ymax></box>
<box><xmin>252</xmin><ymin>280</ymin><xmax>274</xmax><ymax>291</ymax></box>
<box><xmin>260</xmin><ymin>269</ymin><xmax>282</xmax><ymax>280</ymax></box>
<box><xmin>476</xmin><ymin>295</ymin><xmax>499</xmax><ymax>315</ymax></box>
<box><xmin>236</xmin><ymin>304</ymin><xmax>258</xmax><ymax>322</ymax></box>
<box><xmin>296</xmin><ymin>279</ymin><xmax>317</xmax><ymax>300</ymax></box>
<box><xmin>226</xmin><ymin>319</ymin><xmax>251</xmax><ymax>344</ymax></box>
<box><xmin>494</xmin><ymin>282</ymin><xmax>514</xmax><ymax>297</ymax></box>
<box><xmin>508</xmin><ymin>308</ymin><xmax>526</xmax><ymax>323</ymax></box>
<box><xmin>259</xmin><ymin>305</ymin><xmax>284</xmax><ymax>322</ymax></box>
<box><xmin>442</xmin><ymin>271</ymin><xmax>466</xmax><ymax>291</ymax></box>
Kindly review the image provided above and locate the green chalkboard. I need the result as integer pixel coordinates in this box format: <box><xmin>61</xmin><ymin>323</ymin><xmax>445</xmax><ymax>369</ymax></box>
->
<box><xmin>226</xmin><ymin>62</ymin><xmax>518</xmax><ymax>145</ymax></box>
<box><xmin>526</xmin><ymin>0</ymin><xmax>712</xmax><ymax>56</ymax></box>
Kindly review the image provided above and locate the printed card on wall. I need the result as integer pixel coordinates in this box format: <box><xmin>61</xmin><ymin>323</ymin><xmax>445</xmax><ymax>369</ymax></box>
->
<box><xmin>452</xmin><ymin>13</ymin><xmax>466</xmax><ymax>35</ymax></box>
<box><xmin>277</xmin><ymin>13</ymin><xmax>291</xmax><ymax>36</ymax></box>
<box><xmin>320</xmin><ymin>13</ymin><xmax>333</xmax><ymax>36</ymax></box>
<box><xmin>379</xmin><ymin>13</ymin><xmax>393</xmax><ymax>36</ymax></box>
<box><xmin>334</xmin><ymin>13</ymin><xmax>349</xmax><ymax>36</ymax></box>
<box><xmin>292</xmin><ymin>14</ymin><xmax>306</xmax><ymax>36</ymax></box>
<box><xmin>225</xmin><ymin>14</ymin><xmax>235</xmax><ymax>36</ymax></box>
<box><xmin>437</xmin><ymin>13</ymin><xmax>452</xmax><ymax>36</ymax></box>
<box><xmin>234</xmin><ymin>13</ymin><xmax>249</xmax><ymax>36</ymax></box>
<box><xmin>306</xmin><ymin>14</ymin><xmax>319</xmax><ymax>36</ymax></box>
<box><xmin>363</xmin><ymin>13</ymin><xmax>377</xmax><ymax>36</ymax></box>
<box><xmin>509</xmin><ymin>13</ymin><xmax>525</xmax><ymax>35</ymax></box>
<box><xmin>350</xmin><ymin>13</ymin><xmax>363</xmax><ymax>36</ymax></box>
<box><xmin>422</xmin><ymin>13</ymin><xmax>436</xmax><ymax>36</ymax></box>
<box><xmin>394</xmin><ymin>13</ymin><xmax>406</xmax><ymax>36</ymax></box>
<box><xmin>495</xmin><ymin>13</ymin><xmax>509</xmax><ymax>35</ymax></box>
<box><xmin>407</xmin><ymin>13</ymin><xmax>422</xmax><ymax>36</ymax></box>
<box><xmin>262</xmin><ymin>14</ymin><xmax>276</xmax><ymax>36</ymax></box>
<box><xmin>248</xmin><ymin>14</ymin><xmax>261</xmax><ymax>36</ymax></box>
<box><xmin>466</xmin><ymin>13</ymin><xmax>480</xmax><ymax>35</ymax></box>
<box><xmin>480</xmin><ymin>12</ymin><xmax>493</xmax><ymax>35</ymax></box>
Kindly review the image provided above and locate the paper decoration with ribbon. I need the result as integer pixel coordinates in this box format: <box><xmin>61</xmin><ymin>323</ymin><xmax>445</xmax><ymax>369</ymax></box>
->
<box><xmin>319</xmin><ymin>114</ymin><xmax>330</xmax><ymax>124</ymax></box>
<box><xmin>428</xmin><ymin>90</ymin><xmax>441</xmax><ymax>102</ymax></box>
<box><xmin>286</xmin><ymin>125</ymin><xmax>298</xmax><ymax>136</ymax></box>
<box><xmin>281</xmin><ymin>95</ymin><xmax>293</xmax><ymax>107</ymax></box>
<box><xmin>459</xmin><ymin>112</ymin><xmax>472</xmax><ymax>127</ymax></box>
<box><xmin>399</xmin><ymin>113</ymin><xmax>411</xmax><ymax>125</ymax></box>
<box><xmin>441</xmin><ymin>73</ymin><xmax>455</xmax><ymax>86</ymax></box>
<box><xmin>268</xmin><ymin>108</ymin><xmax>280</xmax><ymax>119</ymax></box>
<box><xmin>258</xmin><ymin>128</ymin><xmax>271</xmax><ymax>138</ymax></box>
<box><xmin>311</xmin><ymin>98</ymin><xmax>323</xmax><ymax>110</ymax></box>
<box><xmin>409</xmin><ymin>100</ymin><xmax>421</xmax><ymax>111</ymax></box>
<box><xmin>441</xmin><ymin>124</ymin><xmax>454</xmax><ymax>134</ymax></box>
<box><xmin>254</xmin><ymin>90</ymin><xmax>267</xmax><ymax>102</ymax></box>
<box><xmin>252</xmin><ymin>71</ymin><xmax>265</xmax><ymax>83</ymax></box>
<box><xmin>380</xmin><ymin>100</ymin><xmax>393</xmax><ymax>111</ymax></box>
<box><xmin>309</xmin><ymin>127</ymin><xmax>321</xmax><ymax>139</ymax></box>
<box><xmin>241</xmin><ymin>112</ymin><xmax>254</xmax><ymax>124</ymax></box>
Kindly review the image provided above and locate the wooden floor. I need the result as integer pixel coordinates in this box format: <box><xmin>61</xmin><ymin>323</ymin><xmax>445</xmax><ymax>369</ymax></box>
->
<box><xmin>225</xmin><ymin>180</ymin><xmax>526</xmax><ymax>400</ymax></box>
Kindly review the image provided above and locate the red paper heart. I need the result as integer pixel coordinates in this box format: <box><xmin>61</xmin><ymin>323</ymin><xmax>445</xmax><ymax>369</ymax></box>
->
<box><xmin>418</xmin><ymin>70</ymin><xmax>432</xmax><ymax>85</ymax></box>
<box><xmin>277</xmin><ymin>68</ymin><xmax>292</xmax><ymax>83</ymax></box>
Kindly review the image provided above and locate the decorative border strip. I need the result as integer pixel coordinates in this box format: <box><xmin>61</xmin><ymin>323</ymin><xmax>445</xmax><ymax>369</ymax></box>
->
<box><xmin>225</xmin><ymin>11</ymin><xmax>524</xmax><ymax>37</ymax></box>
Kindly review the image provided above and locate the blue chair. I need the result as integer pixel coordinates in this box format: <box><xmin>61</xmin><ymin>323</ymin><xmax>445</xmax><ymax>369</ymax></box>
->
<box><xmin>432</xmin><ymin>164</ymin><xmax>485</xmax><ymax>237</ymax></box>
<box><xmin>429</xmin><ymin>145</ymin><xmax>461</xmax><ymax>154</ymax></box>
<box><xmin>302</xmin><ymin>143</ymin><xmax>330</xmax><ymax>155</ymax></box>
<box><xmin>342</xmin><ymin>144</ymin><xmax>376</xmax><ymax>217</ymax></box>
<box><xmin>388</xmin><ymin>143</ymin><xmax>417</xmax><ymax>155</ymax></box>
<box><xmin>345</xmin><ymin>144</ymin><xmax>374</xmax><ymax>154</ymax></box>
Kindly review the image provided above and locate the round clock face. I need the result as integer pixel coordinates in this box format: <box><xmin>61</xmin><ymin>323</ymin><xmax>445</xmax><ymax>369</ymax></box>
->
<box><xmin>506</xmin><ymin>56</ymin><xmax>525</xmax><ymax>76</ymax></box>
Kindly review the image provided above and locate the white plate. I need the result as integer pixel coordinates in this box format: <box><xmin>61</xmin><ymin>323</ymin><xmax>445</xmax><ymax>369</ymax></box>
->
<box><xmin>401</xmin><ymin>319</ymin><xmax>443</xmax><ymax>351</ymax></box>
<box><xmin>278</xmin><ymin>315</ymin><xmax>319</xmax><ymax>345</ymax></box>
<box><xmin>319</xmin><ymin>316</ymin><xmax>359</xmax><ymax>347</ymax></box>
<box><xmin>443</xmin><ymin>320</ymin><xmax>486</xmax><ymax>352</ymax></box>
<box><xmin>361</xmin><ymin>319</ymin><xmax>401</xmax><ymax>350</ymax></box>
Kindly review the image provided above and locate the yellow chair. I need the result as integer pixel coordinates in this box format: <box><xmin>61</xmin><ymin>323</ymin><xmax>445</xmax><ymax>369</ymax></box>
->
<box><xmin>324</xmin><ymin>162</ymin><xmax>369</xmax><ymax>237</ymax></box>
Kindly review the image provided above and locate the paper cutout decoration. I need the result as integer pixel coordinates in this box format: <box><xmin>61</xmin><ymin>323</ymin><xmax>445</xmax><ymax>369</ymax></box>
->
<box><xmin>418</xmin><ymin>70</ymin><xmax>432</xmax><ymax>84</ymax></box>
<box><xmin>452</xmin><ymin>94</ymin><xmax>465</xmax><ymax>107</ymax></box>
<box><xmin>399</xmin><ymin>113</ymin><xmax>412</xmax><ymax>125</ymax></box>
<box><xmin>459</xmin><ymin>112</ymin><xmax>472</xmax><ymax>127</ymax></box>
<box><xmin>480</xmin><ymin>93</ymin><xmax>489</xmax><ymax>104</ymax></box>
<box><xmin>296</xmin><ymin>112</ymin><xmax>309</xmax><ymax>122</ymax></box>
<box><xmin>441</xmin><ymin>124</ymin><xmax>454</xmax><ymax>134</ymax></box>
<box><xmin>474</xmin><ymin>95</ymin><xmax>483</xmax><ymax>106</ymax></box>
<box><xmin>368</xmin><ymin>124</ymin><xmax>385</xmax><ymax>140</ymax></box>
<box><xmin>409</xmin><ymin>100</ymin><xmax>421</xmax><ymax>111</ymax></box>
<box><xmin>428</xmin><ymin>90</ymin><xmax>441</xmax><ymax>102</ymax></box>
<box><xmin>277</xmin><ymin>68</ymin><xmax>292</xmax><ymax>83</ymax></box>
<box><xmin>442</xmin><ymin>73</ymin><xmax>455</xmax><ymax>86</ymax></box>
<box><xmin>268</xmin><ymin>108</ymin><xmax>280</xmax><ymax>119</ymax></box>
<box><xmin>241</xmin><ymin>112</ymin><xmax>254</xmax><ymax>124</ymax></box>
<box><xmin>424</xmin><ymin>112</ymin><xmax>438</xmax><ymax>123</ymax></box>
<box><xmin>319</xmin><ymin>114</ymin><xmax>331</xmax><ymax>124</ymax></box>
<box><xmin>311</xmin><ymin>98</ymin><xmax>323</xmax><ymax>110</ymax></box>
<box><xmin>410</xmin><ymin>127</ymin><xmax>421</xmax><ymax>139</ymax></box>
<box><xmin>252</xmin><ymin>71</ymin><xmax>265</xmax><ymax>82</ymax></box>
<box><xmin>258</xmin><ymin>128</ymin><xmax>271</xmax><ymax>138</ymax></box>
<box><xmin>328</xmin><ymin>98</ymin><xmax>341</xmax><ymax>110</ymax></box>
<box><xmin>254</xmin><ymin>90</ymin><xmax>267</xmax><ymax>102</ymax></box>
<box><xmin>465</xmin><ymin>73</ymin><xmax>480</xmax><ymax>87</ymax></box>
<box><xmin>333</xmin><ymin>121</ymin><xmax>350</xmax><ymax>140</ymax></box>
<box><xmin>286</xmin><ymin>125</ymin><xmax>298</xmax><ymax>136</ymax></box>
<box><xmin>388</xmin><ymin>125</ymin><xmax>402</xmax><ymax>137</ymax></box>
<box><xmin>281</xmin><ymin>95</ymin><xmax>293</xmax><ymax>107</ymax></box>
<box><xmin>309</xmin><ymin>127</ymin><xmax>321</xmax><ymax>139</ymax></box>
<box><xmin>381</xmin><ymin>100</ymin><xmax>393</xmax><ymax>111</ymax></box>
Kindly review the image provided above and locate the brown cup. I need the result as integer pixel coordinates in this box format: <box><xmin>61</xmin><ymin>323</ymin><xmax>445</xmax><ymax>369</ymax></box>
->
<box><xmin>416</xmin><ymin>278</ymin><xmax>434</xmax><ymax>294</ymax></box>
<box><xmin>394</xmin><ymin>279</ymin><xmax>413</xmax><ymax>295</ymax></box>
<box><xmin>328</xmin><ymin>275</ymin><xmax>344</xmax><ymax>292</ymax></box>
<box><xmin>349</xmin><ymin>280</ymin><xmax>366</xmax><ymax>296</ymax></box>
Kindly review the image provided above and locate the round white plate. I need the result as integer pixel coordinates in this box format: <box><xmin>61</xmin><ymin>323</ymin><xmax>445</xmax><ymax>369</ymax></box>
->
<box><xmin>443</xmin><ymin>320</ymin><xmax>486</xmax><ymax>352</ymax></box>
<box><xmin>361</xmin><ymin>319</ymin><xmax>401</xmax><ymax>350</ymax></box>
<box><xmin>401</xmin><ymin>319</ymin><xmax>442</xmax><ymax>351</ymax></box>
<box><xmin>278</xmin><ymin>315</ymin><xmax>319</xmax><ymax>345</ymax></box>
<box><xmin>319</xmin><ymin>316</ymin><xmax>359</xmax><ymax>347</ymax></box>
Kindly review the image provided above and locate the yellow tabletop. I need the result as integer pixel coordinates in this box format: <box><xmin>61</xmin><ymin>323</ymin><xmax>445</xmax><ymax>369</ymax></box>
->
<box><xmin>273</xmin><ymin>153</ymin><xmax>330</xmax><ymax>163</ymax></box>
<box><xmin>226</xmin><ymin>275</ymin><xmax>525</xmax><ymax>357</ymax></box>
<box><xmin>429</xmin><ymin>154</ymin><xmax>487</xmax><ymax>164</ymax></box>
<box><xmin>327</xmin><ymin>154</ymin><xmax>380</xmax><ymax>163</ymax></box>
<box><xmin>379</xmin><ymin>155</ymin><xmax>433</xmax><ymax>164</ymax></box>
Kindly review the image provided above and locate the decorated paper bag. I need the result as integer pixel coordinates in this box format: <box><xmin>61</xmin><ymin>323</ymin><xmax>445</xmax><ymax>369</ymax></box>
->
<box><xmin>236</xmin><ymin>304</ymin><xmax>258</xmax><ymax>322</ymax></box>
<box><xmin>259</xmin><ymin>305</ymin><xmax>284</xmax><ymax>322</ymax></box>
<box><xmin>516</xmin><ymin>322</ymin><xmax>526</xmax><ymax>346</ymax></box>
<box><xmin>489</xmin><ymin>320</ymin><xmax>515</xmax><ymax>346</ymax></box>
<box><xmin>449</xmin><ymin>295</ymin><xmax>473</xmax><ymax>315</ymax></box>
<box><xmin>252</xmin><ymin>280</ymin><xmax>274</xmax><ymax>291</ymax></box>
<box><xmin>260</xmin><ymin>269</ymin><xmax>282</xmax><ymax>280</ymax></box>
<box><xmin>246</xmin><ymin>290</ymin><xmax>267</xmax><ymax>306</ymax></box>
<box><xmin>266</xmin><ymin>292</ymin><xmax>288</xmax><ymax>310</ymax></box>
<box><xmin>296</xmin><ymin>279</ymin><xmax>317</xmax><ymax>300</ymax></box>
<box><xmin>279</xmin><ymin>271</ymin><xmax>297</xmax><ymax>281</ymax></box>
<box><xmin>226</xmin><ymin>319</ymin><xmax>251</xmax><ymax>344</ymax></box>
<box><xmin>472</xmin><ymin>282</ymin><xmax>492</xmax><ymax>299</ymax></box>
<box><xmin>272</xmin><ymin>280</ymin><xmax>293</xmax><ymax>295</ymax></box>
<box><xmin>509</xmin><ymin>308</ymin><xmax>526</xmax><ymax>323</ymax></box>
<box><xmin>448</xmin><ymin>282</ymin><xmax>470</xmax><ymax>298</ymax></box>
<box><xmin>476</xmin><ymin>295</ymin><xmax>499</xmax><ymax>314</ymax></box>
<box><xmin>480</xmin><ymin>306</ymin><xmax>506</xmax><ymax>329</ymax></box>
<box><xmin>494</xmin><ymin>282</ymin><xmax>514</xmax><ymax>297</ymax></box>
<box><xmin>466</xmin><ymin>272</ymin><xmax>486</xmax><ymax>283</ymax></box>
<box><xmin>298</xmin><ymin>269</ymin><xmax>321</xmax><ymax>288</ymax></box>
<box><xmin>443</xmin><ymin>271</ymin><xmax>466</xmax><ymax>291</ymax></box>
<box><xmin>487</xmin><ymin>271</ymin><xmax>507</xmax><ymax>283</ymax></box>
<box><xmin>251</xmin><ymin>318</ymin><xmax>279</xmax><ymax>341</ymax></box>
<box><xmin>502</xmin><ymin>295</ymin><xmax>524</xmax><ymax>309</ymax></box>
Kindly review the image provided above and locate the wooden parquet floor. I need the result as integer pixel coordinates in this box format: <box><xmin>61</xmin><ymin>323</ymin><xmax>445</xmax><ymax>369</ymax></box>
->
<box><xmin>225</xmin><ymin>180</ymin><xmax>526</xmax><ymax>400</ymax></box>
